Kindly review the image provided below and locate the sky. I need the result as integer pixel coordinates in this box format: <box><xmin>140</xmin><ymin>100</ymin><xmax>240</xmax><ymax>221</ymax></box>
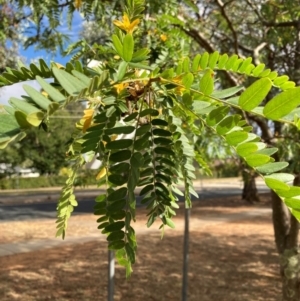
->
<box><xmin>19</xmin><ymin>10</ymin><xmax>83</xmax><ymax>65</ymax></box>
<box><xmin>0</xmin><ymin>9</ymin><xmax>83</xmax><ymax>106</ymax></box>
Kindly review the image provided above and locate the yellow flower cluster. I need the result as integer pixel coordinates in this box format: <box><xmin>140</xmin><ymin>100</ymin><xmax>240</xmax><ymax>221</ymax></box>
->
<box><xmin>114</xmin><ymin>82</ymin><xmax>129</xmax><ymax>94</ymax></box>
<box><xmin>80</xmin><ymin>109</ymin><xmax>94</xmax><ymax>133</ymax></box>
<box><xmin>74</xmin><ymin>0</ymin><xmax>82</xmax><ymax>10</ymax></box>
<box><xmin>113</xmin><ymin>13</ymin><xmax>140</xmax><ymax>34</ymax></box>
<box><xmin>160</xmin><ymin>34</ymin><xmax>167</xmax><ymax>42</ymax></box>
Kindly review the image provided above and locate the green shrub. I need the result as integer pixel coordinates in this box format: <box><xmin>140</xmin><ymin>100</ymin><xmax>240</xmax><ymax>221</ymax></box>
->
<box><xmin>0</xmin><ymin>176</ymin><xmax>67</xmax><ymax>190</ymax></box>
<box><xmin>0</xmin><ymin>169</ymin><xmax>99</xmax><ymax>190</ymax></box>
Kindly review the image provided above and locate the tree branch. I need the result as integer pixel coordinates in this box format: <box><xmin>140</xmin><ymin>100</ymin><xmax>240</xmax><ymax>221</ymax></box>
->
<box><xmin>253</xmin><ymin>42</ymin><xmax>267</xmax><ymax>65</ymax></box>
<box><xmin>245</xmin><ymin>0</ymin><xmax>300</xmax><ymax>28</ymax></box>
<box><xmin>215</xmin><ymin>0</ymin><xmax>239</xmax><ymax>54</ymax></box>
<box><xmin>247</xmin><ymin>114</ymin><xmax>273</xmax><ymax>143</ymax></box>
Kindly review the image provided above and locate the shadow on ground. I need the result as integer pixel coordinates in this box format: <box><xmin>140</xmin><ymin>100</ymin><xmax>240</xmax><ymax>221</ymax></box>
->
<box><xmin>0</xmin><ymin>223</ymin><xmax>281</xmax><ymax>301</ymax></box>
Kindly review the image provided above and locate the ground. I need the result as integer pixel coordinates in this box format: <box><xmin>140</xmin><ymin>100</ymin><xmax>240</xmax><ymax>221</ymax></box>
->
<box><xmin>0</xmin><ymin>193</ymin><xmax>282</xmax><ymax>301</ymax></box>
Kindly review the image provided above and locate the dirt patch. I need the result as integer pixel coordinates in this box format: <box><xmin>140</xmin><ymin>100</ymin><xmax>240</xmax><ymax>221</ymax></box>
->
<box><xmin>0</xmin><ymin>193</ymin><xmax>272</xmax><ymax>244</ymax></box>
<box><xmin>0</xmin><ymin>193</ymin><xmax>282</xmax><ymax>301</ymax></box>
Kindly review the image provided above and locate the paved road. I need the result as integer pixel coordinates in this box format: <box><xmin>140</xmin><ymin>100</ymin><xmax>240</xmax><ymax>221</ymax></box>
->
<box><xmin>0</xmin><ymin>178</ymin><xmax>270</xmax><ymax>222</ymax></box>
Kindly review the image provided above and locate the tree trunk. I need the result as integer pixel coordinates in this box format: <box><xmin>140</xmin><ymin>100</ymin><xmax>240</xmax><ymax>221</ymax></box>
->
<box><xmin>242</xmin><ymin>170</ymin><xmax>260</xmax><ymax>203</ymax></box>
<box><xmin>271</xmin><ymin>176</ymin><xmax>300</xmax><ymax>301</ymax></box>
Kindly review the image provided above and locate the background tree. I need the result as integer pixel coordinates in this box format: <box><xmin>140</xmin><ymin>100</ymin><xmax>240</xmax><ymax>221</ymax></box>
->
<box><xmin>0</xmin><ymin>1</ymin><xmax>23</xmax><ymax>72</ymax></box>
<box><xmin>0</xmin><ymin>110</ymin><xmax>76</xmax><ymax>175</ymax></box>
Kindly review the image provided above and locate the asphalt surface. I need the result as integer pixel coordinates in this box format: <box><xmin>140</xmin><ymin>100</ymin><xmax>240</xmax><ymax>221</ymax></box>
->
<box><xmin>0</xmin><ymin>178</ymin><xmax>270</xmax><ymax>222</ymax></box>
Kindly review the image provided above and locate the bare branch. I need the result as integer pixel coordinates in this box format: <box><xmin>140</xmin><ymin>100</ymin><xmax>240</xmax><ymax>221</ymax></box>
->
<box><xmin>253</xmin><ymin>42</ymin><xmax>267</xmax><ymax>65</ymax></box>
<box><xmin>215</xmin><ymin>0</ymin><xmax>239</xmax><ymax>54</ymax></box>
<box><xmin>245</xmin><ymin>0</ymin><xmax>300</xmax><ymax>28</ymax></box>
<box><xmin>266</xmin><ymin>20</ymin><xmax>300</xmax><ymax>28</ymax></box>
<box><xmin>179</xmin><ymin>27</ymin><xmax>215</xmax><ymax>53</ymax></box>
<box><xmin>247</xmin><ymin>114</ymin><xmax>273</xmax><ymax>143</ymax></box>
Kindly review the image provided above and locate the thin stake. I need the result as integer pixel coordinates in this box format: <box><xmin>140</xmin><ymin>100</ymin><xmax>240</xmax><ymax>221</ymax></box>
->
<box><xmin>182</xmin><ymin>207</ymin><xmax>190</xmax><ymax>301</ymax></box>
<box><xmin>108</xmin><ymin>250</ymin><xmax>115</xmax><ymax>301</ymax></box>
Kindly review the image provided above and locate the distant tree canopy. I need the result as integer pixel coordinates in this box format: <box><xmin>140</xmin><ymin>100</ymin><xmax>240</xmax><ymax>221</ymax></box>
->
<box><xmin>0</xmin><ymin>110</ymin><xmax>76</xmax><ymax>174</ymax></box>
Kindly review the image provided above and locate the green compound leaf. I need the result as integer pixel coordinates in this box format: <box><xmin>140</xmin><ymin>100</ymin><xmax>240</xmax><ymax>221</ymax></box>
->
<box><xmin>182</xmin><ymin>73</ymin><xmax>194</xmax><ymax>89</ymax></box>
<box><xmin>192</xmin><ymin>54</ymin><xmax>201</xmax><ymax>72</ymax></box>
<box><xmin>252</xmin><ymin>63</ymin><xmax>266</xmax><ymax>77</ymax></box>
<box><xmin>108</xmin><ymin>174</ymin><xmax>128</xmax><ymax>186</ymax></box>
<box><xmin>236</xmin><ymin>142</ymin><xmax>259</xmax><ymax>157</ymax></box>
<box><xmin>140</xmin><ymin>108</ymin><xmax>159</xmax><ymax>117</ymax></box>
<box><xmin>36</xmin><ymin>76</ymin><xmax>66</xmax><ymax>103</ymax></box>
<box><xmin>105</xmin><ymin>221</ymin><xmax>125</xmax><ymax>232</ymax></box>
<box><xmin>112</xmin><ymin>34</ymin><xmax>123</xmax><ymax>57</ymax></box>
<box><xmin>107</xmin><ymin>231</ymin><xmax>125</xmax><ymax>242</ymax></box>
<box><xmin>238</xmin><ymin>57</ymin><xmax>252</xmax><ymax>73</ymax></box>
<box><xmin>244</xmin><ymin>154</ymin><xmax>270</xmax><ymax>167</ymax></box>
<box><xmin>108</xmin><ymin>240</ymin><xmax>126</xmax><ymax>250</ymax></box>
<box><xmin>200</xmin><ymin>52</ymin><xmax>209</xmax><ymax>69</ymax></box>
<box><xmin>124</xmin><ymin>112</ymin><xmax>138</xmax><ymax>122</ymax></box>
<box><xmin>208</xmin><ymin>51</ymin><xmax>219</xmax><ymax>69</ymax></box>
<box><xmin>136</xmin><ymin>124</ymin><xmax>151</xmax><ymax>136</ymax></box>
<box><xmin>211</xmin><ymin>85</ymin><xmax>243</xmax><ymax>99</ymax></box>
<box><xmin>199</xmin><ymin>69</ymin><xmax>214</xmax><ymax>96</ymax></box>
<box><xmin>26</xmin><ymin>111</ymin><xmax>44</xmax><ymax>127</ymax></box>
<box><xmin>123</xmin><ymin>34</ymin><xmax>134</xmax><ymax>62</ymax></box>
<box><xmin>23</xmin><ymin>84</ymin><xmax>53</xmax><ymax>110</ymax></box>
<box><xmin>39</xmin><ymin>59</ymin><xmax>51</xmax><ymax>77</ymax></box>
<box><xmin>255</xmin><ymin>162</ymin><xmax>288</xmax><ymax>174</ymax></box>
<box><xmin>274</xmin><ymin>187</ymin><xmax>300</xmax><ymax>198</ymax></box>
<box><xmin>273</xmin><ymin>75</ymin><xmax>289</xmax><ymax>86</ymax></box>
<box><xmin>105</xmin><ymin>126</ymin><xmax>135</xmax><ymax>135</ymax></box>
<box><xmin>9</xmin><ymin>97</ymin><xmax>41</xmax><ymax>114</ymax></box>
<box><xmin>139</xmin><ymin>184</ymin><xmax>154</xmax><ymax>196</ymax></box>
<box><xmin>14</xmin><ymin>111</ymin><xmax>32</xmax><ymax>128</ymax></box>
<box><xmin>238</xmin><ymin>77</ymin><xmax>272</xmax><ymax>111</ymax></box>
<box><xmin>107</xmin><ymin>187</ymin><xmax>128</xmax><ymax>202</ymax></box>
<box><xmin>225</xmin><ymin>131</ymin><xmax>248</xmax><ymax>146</ymax></box>
<box><xmin>132</xmin><ymin>48</ymin><xmax>150</xmax><ymax>63</ymax></box>
<box><xmin>285</xmin><ymin>199</ymin><xmax>300</xmax><ymax>212</ymax></box>
<box><xmin>264</xmin><ymin>173</ymin><xmax>294</xmax><ymax>191</ymax></box>
<box><xmin>153</xmin><ymin>129</ymin><xmax>172</xmax><ymax>137</ymax></box>
<box><xmin>166</xmin><ymin>218</ymin><xmax>175</xmax><ymax>229</ymax></box>
<box><xmin>153</xmin><ymin>137</ymin><xmax>173</xmax><ymax>145</ymax></box>
<box><xmin>107</xmin><ymin>199</ymin><xmax>126</xmax><ymax>212</ymax></box>
<box><xmin>110</xmin><ymin>150</ymin><xmax>132</xmax><ymax>162</ymax></box>
<box><xmin>106</xmin><ymin>139</ymin><xmax>133</xmax><ymax>150</ymax></box>
<box><xmin>206</xmin><ymin>106</ymin><xmax>230</xmax><ymax>126</ymax></box>
<box><xmin>125</xmin><ymin>243</ymin><xmax>136</xmax><ymax>264</ymax></box>
<box><xmin>116</xmin><ymin>61</ymin><xmax>128</xmax><ymax>81</ymax></box>
<box><xmin>154</xmin><ymin>147</ymin><xmax>175</xmax><ymax>156</ymax></box>
<box><xmin>263</xmin><ymin>87</ymin><xmax>300</xmax><ymax>120</ymax></box>
<box><xmin>110</xmin><ymin>162</ymin><xmax>130</xmax><ymax>173</ymax></box>
<box><xmin>225</xmin><ymin>54</ymin><xmax>239</xmax><ymax>70</ymax></box>
<box><xmin>255</xmin><ymin>147</ymin><xmax>278</xmax><ymax>156</ymax></box>
<box><xmin>71</xmin><ymin>70</ymin><xmax>91</xmax><ymax>86</ymax></box>
<box><xmin>216</xmin><ymin>115</ymin><xmax>240</xmax><ymax>135</ymax></box>
<box><xmin>52</xmin><ymin>67</ymin><xmax>80</xmax><ymax>95</ymax></box>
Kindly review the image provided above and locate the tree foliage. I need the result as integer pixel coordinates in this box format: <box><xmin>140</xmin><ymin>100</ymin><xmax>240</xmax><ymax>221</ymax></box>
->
<box><xmin>1</xmin><ymin>112</ymin><xmax>75</xmax><ymax>174</ymax></box>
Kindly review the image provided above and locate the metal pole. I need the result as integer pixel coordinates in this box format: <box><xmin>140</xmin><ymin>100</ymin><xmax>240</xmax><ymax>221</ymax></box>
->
<box><xmin>108</xmin><ymin>250</ymin><xmax>115</xmax><ymax>301</ymax></box>
<box><xmin>182</xmin><ymin>207</ymin><xmax>190</xmax><ymax>301</ymax></box>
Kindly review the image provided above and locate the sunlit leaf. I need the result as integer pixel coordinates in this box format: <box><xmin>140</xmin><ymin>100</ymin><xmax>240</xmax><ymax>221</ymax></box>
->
<box><xmin>199</xmin><ymin>69</ymin><xmax>214</xmax><ymax>96</ymax></box>
<box><xmin>123</xmin><ymin>34</ymin><xmax>134</xmax><ymax>62</ymax></box>
<box><xmin>238</xmin><ymin>78</ymin><xmax>272</xmax><ymax>111</ymax></box>
<box><xmin>263</xmin><ymin>87</ymin><xmax>300</xmax><ymax>120</ymax></box>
